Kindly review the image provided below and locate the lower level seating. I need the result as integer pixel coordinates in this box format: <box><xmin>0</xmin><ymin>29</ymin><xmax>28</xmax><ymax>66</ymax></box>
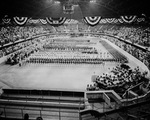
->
<box><xmin>0</xmin><ymin>89</ymin><xmax>85</xmax><ymax>120</ymax></box>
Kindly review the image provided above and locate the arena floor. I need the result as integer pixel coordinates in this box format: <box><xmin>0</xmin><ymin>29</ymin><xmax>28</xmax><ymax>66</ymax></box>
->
<box><xmin>0</xmin><ymin>37</ymin><xmax>143</xmax><ymax>91</ymax></box>
<box><xmin>0</xmin><ymin>62</ymin><xmax>119</xmax><ymax>90</ymax></box>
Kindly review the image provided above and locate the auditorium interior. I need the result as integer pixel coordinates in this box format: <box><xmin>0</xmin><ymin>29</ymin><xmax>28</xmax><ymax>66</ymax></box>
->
<box><xmin>0</xmin><ymin>0</ymin><xmax>150</xmax><ymax>120</ymax></box>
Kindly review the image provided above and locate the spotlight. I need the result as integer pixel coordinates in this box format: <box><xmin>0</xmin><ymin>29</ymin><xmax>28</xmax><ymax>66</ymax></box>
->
<box><xmin>63</xmin><ymin>3</ymin><xmax>74</xmax><ymax>14</ymax></box>
<box><xmin>46</xmin><ymin>0</ymin><xmax>53</xmax><ymax>3</ymax></box>
<box><xmin>54</xmin><ymin>0</ymin><xmax>60</xmax><ymax>4</ymax></box>
<box><xmin>90</xmin><ymin>0</ymin><xmax>96</xmax><ymax>3</ymax></box>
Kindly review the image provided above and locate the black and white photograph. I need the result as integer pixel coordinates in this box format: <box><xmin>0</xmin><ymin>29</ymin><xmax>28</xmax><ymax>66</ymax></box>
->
<box><xmin>0</xmin><ymin>0</ymin><xmax>150</xmax><ymax>120</ymax></box>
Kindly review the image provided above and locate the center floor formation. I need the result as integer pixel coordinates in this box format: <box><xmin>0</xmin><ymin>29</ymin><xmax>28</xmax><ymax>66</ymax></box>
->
<box><xmin>0</xmin><ymin>37</ymin><xmax>127</xmax><ymax>90</ymax></box>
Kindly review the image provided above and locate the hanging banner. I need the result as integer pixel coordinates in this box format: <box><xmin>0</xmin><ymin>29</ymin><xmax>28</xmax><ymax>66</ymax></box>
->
<box><xmin>13</xmin><ymin>17</ymin><xmax>28</xmax><ymax>25</ymax></box>
<box><xmin>39</xmin><ymin>19</ymin><xmax>48</xmax><ymax>25</ymax></box>
<box><xmin>2</xmin><ymin>15</ymin><xmax>11</xmax><ymax>24</ymax></box>
<box><xmin>99</xmin><ymin>18</ymin><xmax>107</xmax><ymax>24</ymax></box>
<box><xmin>64</xmin><ymin>19</ymin><xmax>79</xmax><ymax>24</ymax></box>
<box><xmin>113</xmin><ymin>19</ymin><xmax>119</xmax><ymax>23</ymax></box>
<box><xmin>106</xmin><ymin>18</ymin><xmax>116</xmax><ymax>23</ymax></box>
<box><xmin>28</xmin><ymin>18</ymin><xmax>40</xmax><ymax>24</ymax></box>
<box><xmin>136</xmin><ymin>17</ymin><xmax>145</xmax><ymax>23</ymax></box>
<box><xmin>84</xmin><ymin>16</ymin><xmax>101</xmax><ymax>26</ymax></box>
<box><xmin>121</xmin><ymin>15</ymin><xmax>137</xmax><ymax>23</ymax></box>
<box><xmin>118</xmin><ymin>18</ymin><xmax>124</xmax><ymax>23</ymax></box>
<box><xmin>83</xmin><ymin>18</ymin><xmax>87</xmax><ymax>24</ymax></box>
<box><xmin>46</xmin><ymin>17</ymin><xmax>66</xmax><ymax>26</ymax></box>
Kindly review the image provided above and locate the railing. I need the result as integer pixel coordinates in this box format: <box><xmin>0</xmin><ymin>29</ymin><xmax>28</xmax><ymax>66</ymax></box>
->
<box><xmin>0</xmin><ymin>32</ymin><xmax>50</xmax><ymax>50</ymax></box>
<box><xmin>83</xmin><ymin>100</ymin><xmax>120</xmax><ymax>113</ymax></box>
<box><xmin>79</xmin><ymin>89</ymin><xmax>150</xmax><ymax>120</ymax></box>
<box><xmin>80</xmin><ymin>98</ymin><xmax>150</xmax><ymax>120</ymax></box>
<box><xmin>0</xmin><ymin>89</ymin><xmax>85</xmax><ymax>119</ymax></box>
<box><xmin>0</xmin><ymin>97</ymin><xmax>84</xmax><ymax>120</ymax></box>
<box><xmin>0</xmin><ymin>106</ymin><xmax>80</xmax><ymax>120</ymax></box>
<box><xmin>0</xmin><ymin>89</ymin><xmax>150</xmax><ymax>119</ymax></box>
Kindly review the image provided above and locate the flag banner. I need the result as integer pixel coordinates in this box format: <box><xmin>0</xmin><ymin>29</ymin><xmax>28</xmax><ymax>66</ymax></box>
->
<box><xmin>106</xmin><ymin>18</ymin><xmax>116</xmax><ymax>23</ymax></box>
<box><xmin>2</xmin><ymin>15</ymin><xmax>11</xmax><ymax>24</ymax></box>
<box><xmin>121</xmin><ymin>15</ymin><xmax>137</xmax><ymax>23</ymax></box>
<box><xmin>84</xmin><ymin>16</ymin><xmax>101</xmax><ymax>26</ymax></box>
<box><xmin>13</xmin><ymin>17</ymin><xmax>28</xmax><ymax>25</ymax></box>
<box><xmin>46</xmin><ymin>17</ymin><xmax>66</xmax><ymax>26</ymax></box>
<box><xmin>39</xmin><ymin>19</ymin><xmax>48</xmax><ymax>24</ymax></box>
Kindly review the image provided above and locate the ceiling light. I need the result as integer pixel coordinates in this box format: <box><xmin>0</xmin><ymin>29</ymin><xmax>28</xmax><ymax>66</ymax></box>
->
<box><xmin>90</xmin><ymin>0</ymin><xmax>96</xmax><ymax>3</ymax></box>
<box><xmin>54</xmin><ymin>0</ymin><xmax>60</xmax><ymax>4</ymax></box>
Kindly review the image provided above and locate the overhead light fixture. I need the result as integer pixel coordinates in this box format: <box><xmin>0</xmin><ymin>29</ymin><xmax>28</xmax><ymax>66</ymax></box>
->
<box><xmin>63</xmin><ymin>3</ymin><xmax>74</xmax><ymax>14</ymax></box>
<box><xmin>54</xmin><ymin>0</ymin><xmax>60</xmax><ymax>4</ymax></box>
<box><xmin>90</xmin><ymin>0</ymin><xmax>96</xmax><ymax>3</ymax></box>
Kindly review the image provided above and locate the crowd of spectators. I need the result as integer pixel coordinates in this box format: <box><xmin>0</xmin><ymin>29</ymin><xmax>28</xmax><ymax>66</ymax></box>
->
<box><xmin>0</xmin><ymin>26</ymin><xmax>48</xmax><ymax>46</ymax></box>
<box><xmin>5</xmin><ymin>36</ymin><xmax>46</xmax><ymax>65</ymax></box>
<box><xmin>103</xmin><ymin>36</ymin><xmax>150</xmax><ymax>70</ymax></box>
<box><xmin>87</xmin><ymin>64</ymin><xmax>149</xmax><ymax>97</ymax></box>
<box><xmin>0</xmin><ymin>24</ymin><xmax>149</xmax><ymax>67</ymax></box>
<box><xmin>98</xmin><ymin>25</ymin><xmax>150</xmax><ymax>47</ymax></box>
<box><xmin>54</xmin><ymin>24</ymin><xmax>150</xmax><ymax>49</ymax></box>
<box><xmin>0</xmin><ymin>26</ymin><xmax>54</xmax><ymax>58</ymax></box>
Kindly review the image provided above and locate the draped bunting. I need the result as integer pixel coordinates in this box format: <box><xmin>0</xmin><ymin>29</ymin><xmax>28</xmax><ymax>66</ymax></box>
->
<box><xmin>99</xmin><ymin>19</ymin><xmax>107</xmax><ymax>24</ymax></box>
<box><xmin>14</xmin><ymin>17</ymin><xmax>28</xmax><ymax>25</ymax></box>
<box><xmin>46</xmin><ymin>17</ymin><xmax>66</xmax><ymax>25</ymax></box>
<box><xmin>89</xmin><ymin>17</ymin><xmax>99</xmax><ymax>21</ymax></box>
<box><xmin>0</xmin><ymin>15</ymin><xmax>149</xmax><ymax>26</ymax></box>
<box><xmin>84</xmin><ymin>16</ymin><xmax>101</xmax><ymax>26</ymax></box>
<box><xmin>105</xmin><ymin>18</ymin><xmax>116</xmax><ymax>23</ymax></box>
<box><xmin>2</xmin><ymin>15</ymin><xmax>11</xmax><ymax>24</ymax></box>
<box><xmin>113</xmin><ymin>19</ymin><xmax>119</xmax><ymax>23</ymax></box>
<box><xmin>120</xmin><ymin>15</ymin><xmax>137</xmax><ymax>23</ymax></box>
<box><xmin>13</xmin><ymin>17</ymin><xmax>28</xmax><ymax>25</ymax></box>
<box><xmin>136</xmin><ymin>18</ymin><xmax>145</xmax><ymax>23</ymax></box>
<box><xmin>118</xmin><ymin>18</ymin><xmax>124</xmax><ymax>23</ymax></box>
<box><xmin>39</xmin><ymin>19</ymin><xmax>48</xmax><ymax>25</ymax></box>
<box><xmin>64</xmin><ymin>19</ymin><xmax>79</xmax><ymax>24</ymax></box>
<box><xmin>83</xmin><ymin>18</ymin><xmax>87</xmax><ymax>24</ymax></box>
<box><xmin>28</xmin><ymin>19</ymin><xmax>40</xmax><ymax>24</ymax></box>
<box><xmin>99</xmin><ymin>18</ymin><xmax>125</xmax><ymax>24</ymax></box>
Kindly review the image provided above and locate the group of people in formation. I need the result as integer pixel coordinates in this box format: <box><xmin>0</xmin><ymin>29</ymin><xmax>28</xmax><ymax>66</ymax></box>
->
<box><xmin>26</xmin><ymin>44</ymin><xmax>116</xmax><ymax>65</ymax></box>
<box><xmin>25</xmin><ymin>37</ymin><xmax>127</xmax><ymax>65</ymax></box>
<box><xmin>4</xmin><ymin>36</ymin><xmax>129</xmax><ymax>66</ymax></box>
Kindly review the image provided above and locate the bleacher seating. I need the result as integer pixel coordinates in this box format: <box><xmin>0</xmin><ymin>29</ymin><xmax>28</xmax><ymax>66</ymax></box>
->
<box><xmin>0</xmin><ymin>89</ymin><xmax>85</xmax><ymax>120</ymax></box>
<box><xmin>87</xmin><ymin>64</ymin><xmax>149</xmax><ymax>99</ymax></box>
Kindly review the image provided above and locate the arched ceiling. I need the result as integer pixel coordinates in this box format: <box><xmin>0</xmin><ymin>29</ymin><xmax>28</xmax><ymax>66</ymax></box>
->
<box><xmin>0</xmin><ymin>0</ymin><xmax>149</xmax><ymax>19</ymax></box>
